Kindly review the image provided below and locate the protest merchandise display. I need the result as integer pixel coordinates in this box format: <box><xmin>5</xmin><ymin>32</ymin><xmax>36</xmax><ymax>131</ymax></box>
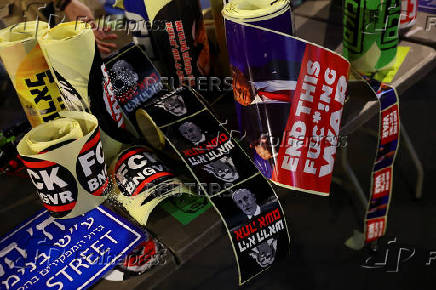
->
<box><xmin>0</xmin><ymin>0</ymin><xmax>421</xmax><ymax>287</ymax></box>
<box><xmin>223</xmin><ymin>0</ymin><xmax>350</xmax><ymax>196</ymax></box>
<box><xmin>0</xmin><ymin>206</ymin><xmax>145</xmax><ymax>289</ymax></box>
<box><xmin>0</xmin><ymin>21</ymin><xmax>63</xmax><ymax>127</ymax></box>
<box><xmin>17</xmin><ymin>111</ymin><xmax>109</xmax><ymax>219</ymax></box>
<box><xmin>343</xmin><ymin>0</ymin><xmax>401</xmax><ymax>73</ymax></box>
<box><xmin>136</xmin><ymin>87</ymin><xmax>290</xmax><ymax>285</ymax></box>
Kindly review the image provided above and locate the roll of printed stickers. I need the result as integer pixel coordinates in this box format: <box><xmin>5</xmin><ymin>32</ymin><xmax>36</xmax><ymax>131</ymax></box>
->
<box><xmin>104</xmin><ymin>44</ymin><xmax>163</xmax><ymax>129</ymax></box>
<box><xmin>100</xmin><ymin>43</ymin><xmax>291</xmax><ymax>284</ymax></box>
<box><xmin>342</xmin><ymin>1</ymin><xmax>403</xmax><ymax>244</ymax></box>
<box><xmin>360</xmin><ymin>77</ymin><xmax>401</xmax><ymax>244</ymax></box>
<box><xmin>223</xmin><ymin>0</ymin><xmax>350</xmax><ymax>196</ymax></box>
<box><xmin>17</xmin><ymin>111</ymin><xmax>109</xmax><ymax>219</ymax></box>
<box><xmin>135</xmin><ymin>87</ymin><xmax>291</xmax><ymax>285</ymax></box>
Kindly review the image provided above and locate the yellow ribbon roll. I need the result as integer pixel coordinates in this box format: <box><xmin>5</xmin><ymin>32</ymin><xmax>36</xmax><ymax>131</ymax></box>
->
<box><xmin>23</xmin><ymin>117</ymin><xmax>84</xmax><ymax>154</ymax></box>
<box><xmin>38</xmin><ymin>21</ymin><xmax>95</xmax><ymax>111</ymax></box>
<box><xmin>18</xmin><ymin>111</ymin><xmax>109</xmax><ymax>219</ymax></box>
<box><xmin>0</xmin><ymin>21</ymin><xmax>64</xmax><ymax>127</ymax></box>
<box><xmin>38</xmin><ymin>21</ymin><xmax>134</xmax><ymax>164</ymax></box>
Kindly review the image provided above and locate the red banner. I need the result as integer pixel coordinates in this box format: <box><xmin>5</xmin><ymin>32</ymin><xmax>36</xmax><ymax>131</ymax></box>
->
<box><xmin>272</xmin><ymin>45</ymin><xmax>350</xmax><ymax>195</ymax></box>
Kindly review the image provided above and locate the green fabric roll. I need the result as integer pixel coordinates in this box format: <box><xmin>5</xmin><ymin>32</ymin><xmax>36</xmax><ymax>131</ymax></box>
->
<box><xmin>343</xmin><ymin>0</ymin><xmax>401</xmax><ymax>73</ymax></box>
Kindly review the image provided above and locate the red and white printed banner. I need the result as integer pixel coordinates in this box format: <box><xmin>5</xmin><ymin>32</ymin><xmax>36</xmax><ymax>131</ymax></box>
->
<box><xmin>272</xmin><ymin>45</ymin><xmax>350</xmax><ymax>195</ymax></box>
<box><xmin>363</xmin><ymin>81</ymin><xmax>400</xmax><ymax>243</ymax></box>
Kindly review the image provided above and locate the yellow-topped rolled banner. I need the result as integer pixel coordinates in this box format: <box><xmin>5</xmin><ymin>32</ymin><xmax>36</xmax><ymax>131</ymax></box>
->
<box><xmin>17</xmin><ymin>111</ymin><xmax>109</xmax><ymax>219</ymax></box>
<box><xmin>0</xmin><ymin>21</ymin><xmax>64</xmax><ymax>127</ymax></box>
<box><xmin>38</xmin><ymin>21</ymin><xmax>95</xmax><ymax>112</ymax></box>
<box><xmin>39</xmin><ymin>21</ymin><xmax>138</xmax><ymax>163</ymax></box>
<box><xmin>222</xmin><ymin>0</ymin><xmax>294</xmax><ymax>35</ymax></box>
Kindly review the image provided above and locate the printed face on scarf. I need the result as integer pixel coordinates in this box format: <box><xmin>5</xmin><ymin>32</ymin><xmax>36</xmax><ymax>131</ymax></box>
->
<box><xmin>179</xmin><ymin>122</ymin><xmax>205</xmax><ymax>144</ymax></box>
<box><xmin>110</xmin><ymin>60</ymin><xmax>139</xmax><ymax>96</ymax></box>
<box><xmin>249</xmin><ymin>238</ymin><xmax>277</xmax><ymax>268</ymax></box>
<box><xmin>155</xmin><ymin>94</ymin><xmax>187</xmax><ymax>116</ymax></box>
<box><xmin>203</xmin><ymin>156</ymin><xmax>239</xmax><ymax>182</ymax></box>
<box><xmin>232</xmin><ymin>188</ymin><xmax>258</xmax><ymax>216</ymax></box>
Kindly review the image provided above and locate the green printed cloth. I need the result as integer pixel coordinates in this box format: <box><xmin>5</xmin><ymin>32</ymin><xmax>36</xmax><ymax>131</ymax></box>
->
<box><xmin>343</xmin><ymin>0</ymin><xmax>401</xmax><ymax>73</ymax></box>
<box><xmin>160</xmin><ymin>194</ymin><xmax>211</xmax><ymax>225</ymax></box>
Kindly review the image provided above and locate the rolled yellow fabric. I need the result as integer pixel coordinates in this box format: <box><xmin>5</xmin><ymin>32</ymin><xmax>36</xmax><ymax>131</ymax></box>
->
<box><xmin>0</xmin><ymin>21</ymin><xmax>63</xmax><ymax>127</ymax></box>
<box><xmin>22</xmin><ymin>117</ymin><xmax>83</xmax><ymax>154</ymax></box>
<box><xmin>222</xmin><ymin>0</ymin><xmax>292</xmax><ymax>23</ymax></box>
<box><xmin>39</xmin><ymin>21</ymin><xmax>132</xmax><ymax>163</ymax></box>
<box><xmin>18</xmin><ymin>111</ymin><xmax>109</xmax><ymax>219</ymax></box>
<box><xmin>38</xmin><ymin>21</ymin><xmax>95</xmax><ymax>111</ymax></box>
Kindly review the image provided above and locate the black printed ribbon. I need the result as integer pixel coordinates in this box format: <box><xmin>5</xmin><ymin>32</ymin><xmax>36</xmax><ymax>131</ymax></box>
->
<box><xmin>136</xmin><ymin>87</ymin><xmax>290</xmax><ymax>285</ymax></box>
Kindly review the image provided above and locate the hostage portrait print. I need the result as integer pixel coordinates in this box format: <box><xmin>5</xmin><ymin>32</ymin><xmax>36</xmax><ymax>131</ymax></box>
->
<box><xmin>143</xmin><ymin>88</ymin><xmax>205</xmax><ymax>127</ymax></box>
<box><xmin>163</xmin><ymin>112</ymin><xmax>258</xmax><ymax>195</ymax></box>
<box><xmin>210</xmin><ymin>175</ymin><xmax>289</xmax><ymax>281</ymax></box>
